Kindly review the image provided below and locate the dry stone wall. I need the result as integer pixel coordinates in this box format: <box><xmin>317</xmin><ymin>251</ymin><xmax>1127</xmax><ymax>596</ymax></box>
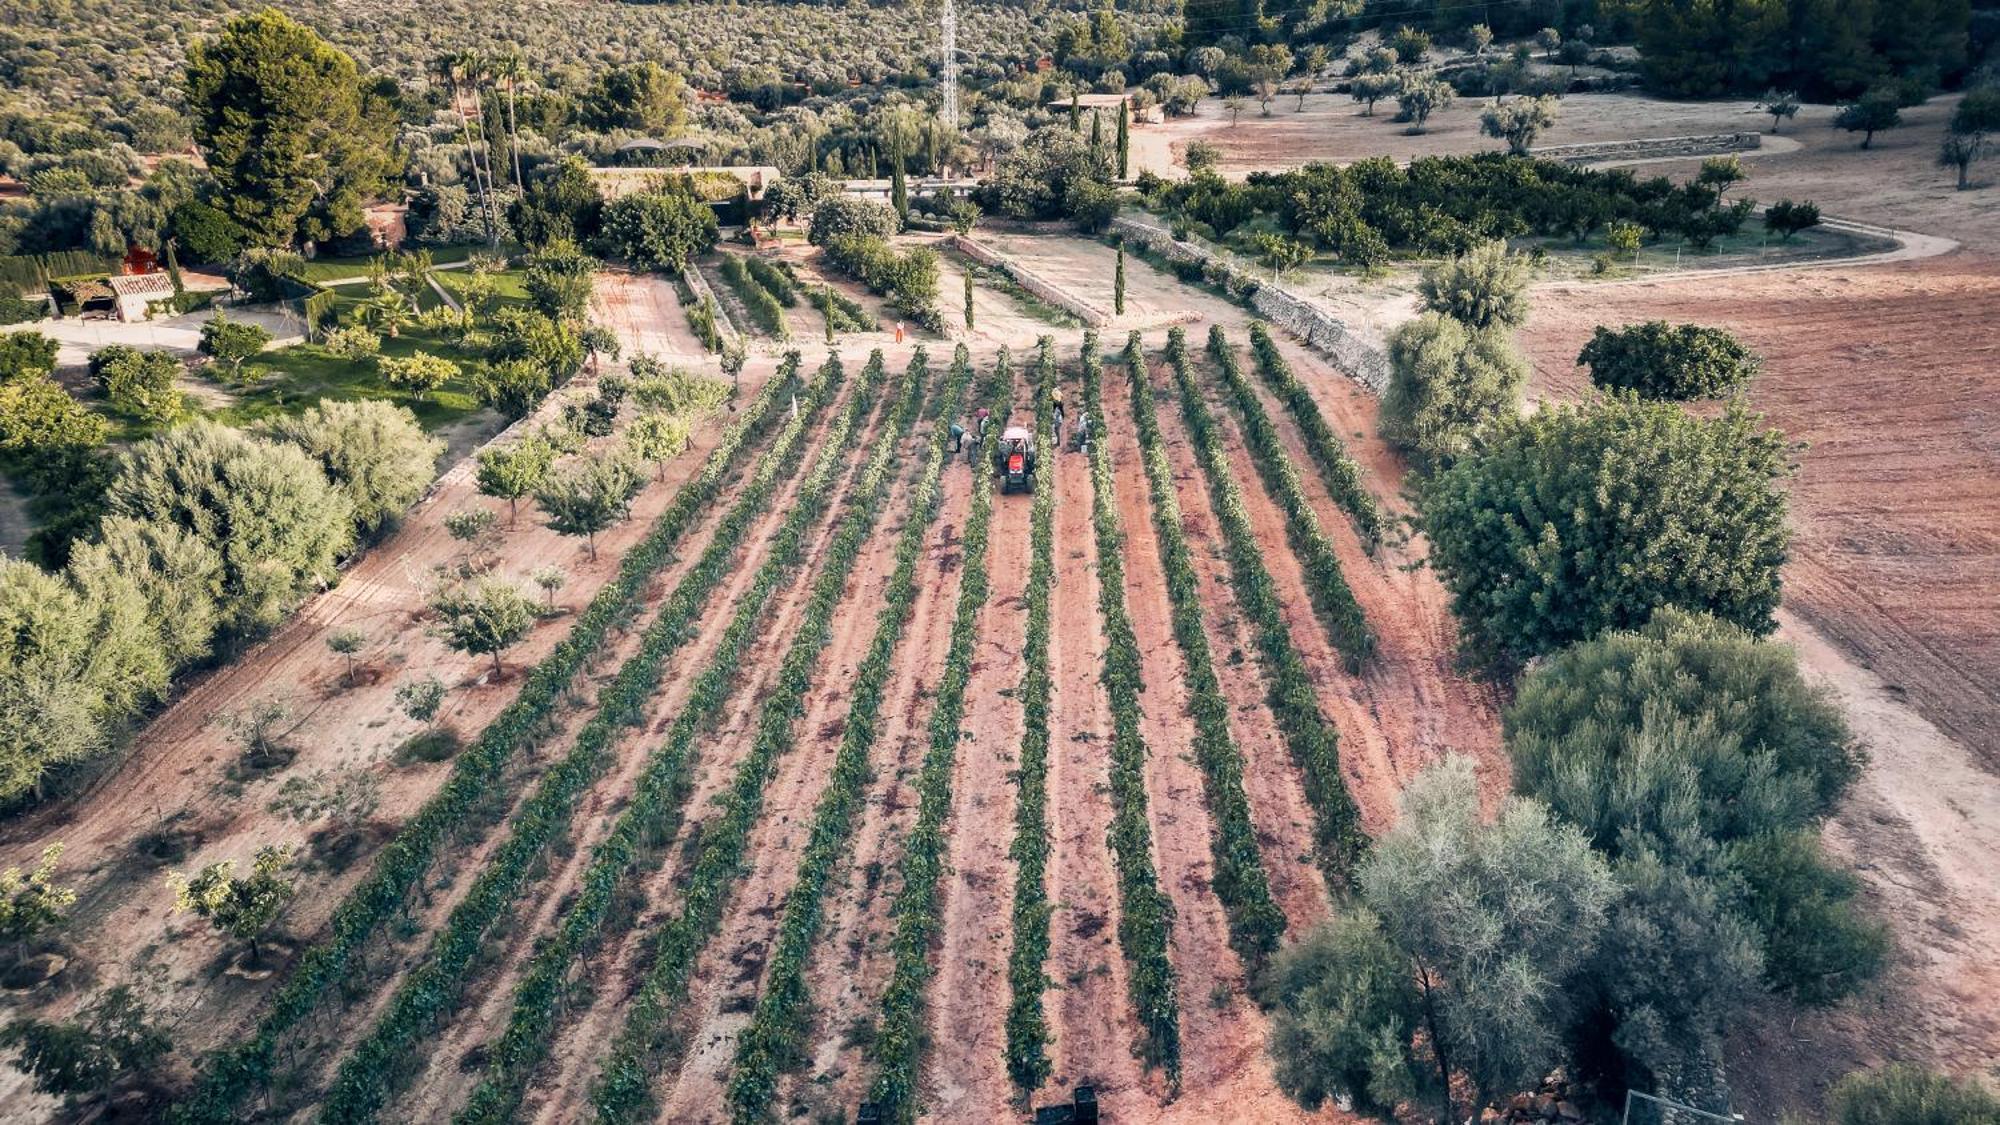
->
<box><xmin>1532</xmin><ymin>131</ymin><xmax>1761</xmax><ymax>164</ymax></box>
<box><xmin>1109</xmin><ymin>216</ymin><xmax>1391</xmax><ymax>393</ymax></box>
<box><xmin>949</xmin><ymin>234</ymin><xmax>1108</xmax><ymax>327</ymax></box>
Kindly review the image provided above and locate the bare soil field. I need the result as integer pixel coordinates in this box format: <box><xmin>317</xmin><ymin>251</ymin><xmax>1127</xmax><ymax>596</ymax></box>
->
<box><xmin>1521</xmin><ymin>256</ymin><xmax>2000</xmax><ymax>1107</ymax></box>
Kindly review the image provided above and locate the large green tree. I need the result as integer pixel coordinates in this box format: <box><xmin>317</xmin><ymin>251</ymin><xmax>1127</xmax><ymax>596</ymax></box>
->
<box><xmin>266</xmin><ymin>399</ymin><xmax>445</xmax><ymax>536</ymax></box>
<box><xmin>1379</xmin><ymin>312</ymin><xmax>1527</xmax><ymax>471</ymax></box>
<box><xmin>1361</xmin><ymin>757</ymin><xmax>1617</xmax><ymax>1123</ymax></box>
<box><xmin>1417</xmin><ymin>398</ymin><xmax>1792</xmax><ymax>668</ymax></box>
<box><xmin>597</xmin><ymin>191</ymin><xmax>719</xmax><ymax>272</ymax></box>
<box><xmin>183</xmin><ymin>9</ymin><xmax>399</xmax><ymax>247</ymax></box>
<box><xmin>105</xmin><ymin>421</ymin><xmax>354</xmax><ymax>634</ymax></box>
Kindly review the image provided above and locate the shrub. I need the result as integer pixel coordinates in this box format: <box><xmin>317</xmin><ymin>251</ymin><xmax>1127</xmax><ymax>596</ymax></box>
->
<box><xmin>88</xmin><ymin>346</ymin><xmax>184</xmax><ymax>424</ymax></box>
<box><xmin>1418</xmin><ymin>398</ymin><xmax>1791</xmax><ymax>669</ymax></box>
<box><xmin>1826</xmin><ymin>1064</ymin><xmax>2000</xmax><ymax>1125</ymax></box>
<box><xmin>1417</xmin><ymin>240</ymin><xmax>1532</xmax><ymax>330</ymax></box>
<box><xmin>197</xmin><ymin>312</ymin><xmax>272</xmax><ymax>381</ymax></box>
<box><xmin>1578</xmin><ymin>321</ymin><xmax>1760</xmax><ymax>400</ymax></box>
<box><xmin>1262</xmin><ymin>912</ymin><xmax>1421</xmax><ymax>1115</ymax></box>
<box><xmin>264</xmin><ymin>399</ymin><xmax>444</xmax><ymax>536</ymax></box>
<box><xmin>597</xmin><ymin>190</ymin><xmax>718</xmax><ymax>272</ymax></box>
<box><xmin>1379</xmin><ymin>312</ymin><xmax>1527</xmax><ymax>470</ymax></box>
<box><xmin>320</xmin><ymin>325</ymin><xmax>381</xmax><ymax>361</ymax></box>
<box><xmin>1764</xmin><ymin>199</ymin><xmax>1821</xmax><ymax>240</ymax></box>
<box><xmin>806</xmin><ymin>195</ymin><xmax>898</xmax><ymax>246</ymax></box>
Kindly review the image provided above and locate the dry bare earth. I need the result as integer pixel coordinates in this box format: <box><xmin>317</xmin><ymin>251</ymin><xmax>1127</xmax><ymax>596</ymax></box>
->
<box><xmin>1520</xmin><ymin>257</ymin><xmax>2000</xmax><ymax>1111</ymax></box>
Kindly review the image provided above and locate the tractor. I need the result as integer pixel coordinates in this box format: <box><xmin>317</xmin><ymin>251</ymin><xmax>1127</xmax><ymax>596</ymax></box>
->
<box><xmin>994</xmin><ymin>424</ymin><xmax>1037</xmax><ymax>494</ymax></box>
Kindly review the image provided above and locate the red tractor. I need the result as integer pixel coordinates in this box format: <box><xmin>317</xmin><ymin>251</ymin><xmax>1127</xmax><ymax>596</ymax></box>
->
<box><xmin>994</xmin><ymin>425</ymin><xmax>1037</xmax><ymax>494</ymax></box>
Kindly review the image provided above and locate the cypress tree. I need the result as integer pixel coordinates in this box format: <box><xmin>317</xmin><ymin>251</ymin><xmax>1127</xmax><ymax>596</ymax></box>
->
<box><xmin>1116</xmin><ymin>101</ymin><xmax>1130</xmax><ymax>179</ymax></box>
<box><xmin>1069</xmin><ymin>92</ymin><xmax>1081</xmax><ymax>131</ymax></box>
<box><xmin>964</xmin><ymin>271</ymin><xmax>975</xmax><ymax>330</ymax></box>
<box><xmin>890</xmin><ymin>150</ymin><xmax>909</xmax><ymax>225</ymax></box>
<box><xmin>1090</xmin><ymin>108</ymin><xmax>1103</xmax><ymax>152</ymax></box>
<box><xmin>1114</xmin><ymin>246</ymin><xmax>1126</xmax><ymax>315</ymax></box>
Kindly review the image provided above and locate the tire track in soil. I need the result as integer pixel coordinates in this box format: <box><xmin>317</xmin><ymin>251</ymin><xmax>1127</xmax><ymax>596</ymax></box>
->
<box><xmin>922</xmin><ymin>387</ymin><xmax>1035</xmax><ymax>1121</ymax></box>
<box><xmin>776</xmin><ymin>470</ymin><xmax>976</xmax><ymax>1122</ymax></box>
<box><xmin>653</xmin><ymin>421</ymin><xmax>940</xmax><ymax>1120</ymax></box>
<box><xmin>280</xmin><ymin>359</ymin><xmax>850</xmax><ymax>1113</ymax></box>
<box><xmin>1131</xmin><ymin>351</ymin><xmax>1334</xmax><ymax>934</ymax></box>
<box><xmin>1037</xmin><ymin>366</ymin><xmax>1155</xmax><ymax>1113</ymax></box>
<box><xmin>381</xmin><ymin>370</ymin><xmax>879</xmax><ymax>1123</ymax></box>
<box><xmin>1095</xmin><ymin>350</ymin><xmax>1291</xmax><ymax>1106</ymax></box>
<box><xmin>1252</xmin><ymin>334</ymin><xmax>1506</xmax><ymax>814</ymax></box>
<box><xmin>515</xmin><ymin>364</ymin><xmax>902</xmax><ymax>1125</ymax></box>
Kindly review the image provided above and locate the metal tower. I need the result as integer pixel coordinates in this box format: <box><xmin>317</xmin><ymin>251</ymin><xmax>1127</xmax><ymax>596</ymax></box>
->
<box><xmin>941</xmin><ymin>0</ymin><xmax>960</xmax><ymax>131</ymax></box>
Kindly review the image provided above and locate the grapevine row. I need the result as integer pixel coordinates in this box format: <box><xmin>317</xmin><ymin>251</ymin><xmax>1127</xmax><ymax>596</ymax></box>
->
<box><xmin>315</xmin><ymin>352</ymin><xmax>863</xmax><ymax>1123</ymax></box>
<box><xmin>590</xmin><ymin>346</ymin><xmax>975</xmax><ymax>1122</ymax></box>
<box><xmin>449</xmin><ymin>350</ymin><xmax>899</xmax><ymax>1125</ymax></box>
<box><xmin>1002</xmin><ymin>337</ymin><xmax>1059</xmax><ymax>1092</ymax></box>
<box><xmin>1079</xmin><ymin>330</ymin><xmax>1182</xmax><ymax>1086</ymax></box>
<box><xmin>1119</xmin><ymin>331</ymin><xmax>1286</xmax><ymax>965</ymax></box>
<box><xmin>168</xmin><ymin>353</ymin><xmax>806</xmax><ymax>1125</ymax></box>
<box><xmin>725</xmin><ymin>343</ymin><xmax>990</xmax><ymax>1122</ymax></box>
<box><xmin>1164</xmin><ymin>327</ymin><xmax>1368</xmax><ymax>887</ymax></box>
<box><xmin>1206</xmin><ymin>326</ymin><xmax>1375</xmax><ymax>670</ymax></box>
<box><xmin>1245</xmin><ymin>322</ymin><xmax>1385</xmax><ymax>552</ymax></box>
<box><xmin>860</xmin><ymin>349</ymin><xmax>1012</xmax><ymax>1124</ymax></box>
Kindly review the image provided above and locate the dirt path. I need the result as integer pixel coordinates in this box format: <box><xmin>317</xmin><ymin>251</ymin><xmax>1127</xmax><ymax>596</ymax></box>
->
<box><xmin>780</xmin><ymin>472</ymin><xmax>976</xmax><ymax>1121</ymax></box>
<box><xmin>1136</xmin><ymin>351</ymin><xmax>1334</xmax><ymax>926</ymax></box>
<box><xmin>1037</xmin><ymin>365</ymin><xmax>1153</xmax><ymax>1110</ymax></box>
<box><xmin>1726</xmin><ymin>610</ymin><xmax>2000</xmax><ymax>1115</ymax></box>
<box><xmin>923</xmin><ymin>384</ymin><xmax>1034</xmax><ymax>1120</ymax></box>
<box><xmin>653</xmin><ymin>417</ymin><xmax>936</xmax><ymax>1119</ymax></box>
<box><xmin>592</xmin><ymin>268</ymin><xmax>709</xmax><ymax>361</ymax></box>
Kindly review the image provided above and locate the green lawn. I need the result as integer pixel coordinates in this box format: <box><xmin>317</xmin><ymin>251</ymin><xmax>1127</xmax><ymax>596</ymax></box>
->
<box><xmin>216</xmin><ymin>321</ymin><xmax>484</xmax><ymax>430</ymax></box>
<box><xmin>433</xmin><ymin>268</ymin><xmax>534</xmax><ymax>310</ymax></box>
<box><xmin>294</xmin><ymin>244</ymin><xmax>494</xmax><ymax>284</ymax></box>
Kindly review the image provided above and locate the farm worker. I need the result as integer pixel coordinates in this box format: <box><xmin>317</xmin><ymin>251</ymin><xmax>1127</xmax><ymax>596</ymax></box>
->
<box><xmin>974</xmin><ymin>407</ymin><xmax>990</xmax><ymax>437</ymax></box>
<box><xmin>895</xmin><ymin>321</ymin><xmax>906</xmax><ymax>344</ymax></box>
<box><xmin>1072</xmin><ymin>410</ymin><xmax>1092</xmax><ymax>452</ymax></box>
<box><xmin>790</xmin><ymin>394</ymin><xmax>799</xmax><ymax>422</ymax></box>
<box><xmin>950</xmin><ymin>421</ymin><xmax>966</xmax><ymax>453</ymax></box>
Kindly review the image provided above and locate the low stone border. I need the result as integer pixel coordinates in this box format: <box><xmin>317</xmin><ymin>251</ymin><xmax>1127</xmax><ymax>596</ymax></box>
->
<box><xmin>949</xmin><ymin>234</ymin><xmax>1108</xmax><ymax>327</ymax></box>
<box><xmin>1532</xmin><ymin>132</ymin><xmax>1761</xmax><ymax>165</ymax></box>
<box><xmin>1109</xmin><ymin>215</ymin><xmax>1391</xmax><ymax>393</ymax></box>
<box><xmin>679</xmin><ymin>262</ymin><xmax>744</xmax><ymax>347</ymax></box>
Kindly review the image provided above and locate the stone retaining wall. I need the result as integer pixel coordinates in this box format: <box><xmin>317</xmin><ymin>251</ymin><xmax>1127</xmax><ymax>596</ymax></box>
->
<box><xmin>679</xmin><ymin>263</ymin><xmax>743</xmax><ymax>347</ymax></box>
<box><xmin>1532</xmin><ymin>131</ymin><xmax>1761</xmax><ymax>164</ymax></box>
<box><xmin>1109</xmin><ymin>216</ymin><xmax>1392</xmax><ymax>393</ymax></box>
<box><xmin>949</xmin><ymin>234</ymin><xmax>1107</xmax><ymax>327</ymax></box>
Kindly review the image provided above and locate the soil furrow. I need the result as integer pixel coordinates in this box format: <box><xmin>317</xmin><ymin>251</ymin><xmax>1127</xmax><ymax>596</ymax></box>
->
<box><xmin>922</xmin><ymin>378</ymin><xmax>1036</xmax><ymax>1120</ymax></box>
<box><xmin>775</xmin><ymin>471</ymin><xmax>976</xmax><ymax>1121</ymax></box>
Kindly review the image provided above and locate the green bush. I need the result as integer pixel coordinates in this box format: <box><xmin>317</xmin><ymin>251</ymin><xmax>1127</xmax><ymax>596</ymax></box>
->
<box><xmin>1579</xmin><ymin>321</ymin><xmax>1760</xmax><ymax>400</ymax></box>
<box><xmin>1826</xmin><ymin>1064</ymin><xmax>2000</xmax><ymax>1125</ymax></box>
<box><xmin>1418</xmin><ymin>397</ymin><xmax>1791</xmax><ymax>669</ymax></box>
<box><xmin>1380</xmin><ymin>312</ymin><xmax>1527</xmax><ymax>471</ymax></box>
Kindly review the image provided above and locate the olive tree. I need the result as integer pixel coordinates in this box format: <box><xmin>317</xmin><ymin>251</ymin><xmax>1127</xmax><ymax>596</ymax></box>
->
<box><xmin>1261</xmin><ymin>911</ymin><xmax>1424</xmax><ymax>1115</ymax></box>
<box><xmin>1827</xmin><ymin>1064</ymin><xmax>2000</xmax><ymax>1125</ymax></box>
<box><xmin>1394</xmin><ymin>76</ymin><xmax>1455</xmax><ymax>134</ymax></box>
<box><xmin>107</xmin><ymin>421</ymin><xmax>355</xmax><ymax>633</ymax></box>
<box><xmin>1479</xmin><ymin>95</ymin><xmax>1560</xmax><ymax>155</ymax></box>
<box><xmin>1416</xmin><ymin>239</ymin><xmax>1532</xmax><ymax>330</ymax></box>
<box><xmin>0</xmin><ymin>986</ymin><xmax>168</xmax><ymax>1107</ymax></box>
<box><xmin>1379</xmin><ymin>312</ymin><xmax>1527</xmax><ymax>470</ymax></box>
<box><xmin>1417</xmin><ymin>399</ymin><xmax>1792</xmax><ymax>668</ymax></box>
<box><xmin>1578</xmin><ymin>321</ymin><xmax>1761</xmax><ymax>400</ymax></box>
<box><xmin>1360</xmin><ymin>757</ymin><xmax>1616</xmax><ymax>1123</ymax></box>
<box><xmin>265</xmin><ymin>399</ymin><xmax>444</xmax><ymax>536</ymax></box>
<box><xmin>429</xmin><ymin>581</ymin><xmax>535</xmax><ymax>678</ymax></box>
<box><xmin>1835</xmin><ymin>90</ymin><xmax>1902</xmax><ymax>148</ymax></box>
